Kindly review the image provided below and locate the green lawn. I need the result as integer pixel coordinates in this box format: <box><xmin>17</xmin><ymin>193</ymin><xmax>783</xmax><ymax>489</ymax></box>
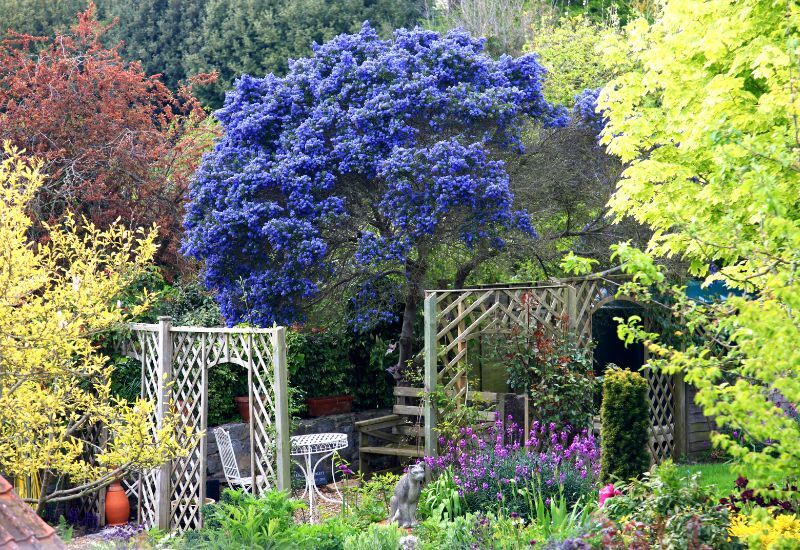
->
<box><xmin>678</xmin><ymin>462</ymin><xmax>749</xmax><ymax>498</ymax></box>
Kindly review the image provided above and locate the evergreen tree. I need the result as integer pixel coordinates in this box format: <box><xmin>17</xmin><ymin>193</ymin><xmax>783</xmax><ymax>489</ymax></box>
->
<box><xmin>0</xmin><ymin>0</ymin><xmax>88</xmax><ymax>37</ymax></box>
<box><xmin>186</xmin><ymin>0</ymin><xmax>422</xmax><ymax>107</ymax></box>
<box><xmin>99</xmin><ymin>0</ymin><xmax>208</xmax><ymax>91</ymax></box>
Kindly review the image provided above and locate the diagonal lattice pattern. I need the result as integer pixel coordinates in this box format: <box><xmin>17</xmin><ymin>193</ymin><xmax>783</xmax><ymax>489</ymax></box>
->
<box><xmin>112</xmin><ymin>322</ymin><xmax>289</xmax><ymax>531</ymax></box>
<box><xmin>425</xmin><ymin>277</ymin><xmax>677</xmax><ymax>465</ymax></box>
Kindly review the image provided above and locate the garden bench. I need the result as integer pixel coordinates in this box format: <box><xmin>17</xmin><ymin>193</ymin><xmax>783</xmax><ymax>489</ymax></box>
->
<box><xmin>356</xmin><ymin>386</ymin><xmax>502</xmax><ymax>474</ymax></box>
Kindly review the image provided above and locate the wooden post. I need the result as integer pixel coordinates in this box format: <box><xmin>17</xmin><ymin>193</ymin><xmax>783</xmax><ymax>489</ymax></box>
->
<box><xmin>455</xmin><ymin>300</ymin><xmax>467</xmax><ymax>396</ymax></box>
<box><xmin>566</xmin><ymin>286</ymin><xmax>578</xmax><ymax>332</ymax></box>
<box><xmin>672</xmin><ymin>373</ymin><xmax>687</xmax><ymax>460</ymax></box>
<box><xmin>523</xmin><ymin>393</ymin><xmax>530</xmax><ymax>445</ymax></box>
<box><xmin>199</xmin><ymin>333</ymin><xmax>208</xmax><ymax>525</ymax></box>
<box><xmin>97</xmin><ymin>427</ymin><xmax>108</xmax><ymax>526</ymax></box>
<box><xmin>272</xmin><ymin>327</ymin><xmax>292</xmax><ymax>491</ymax></box>
<box><xmin>155</xmin><ymin>316</ymin><xmax>173</xmax><ymax>531</ymax></box>
<box><xmin>247</xmin><ymin>333</ymin><xmax>256</xmax><ymax>495</ymax></box>
<box><xmin>136</xmin><ymin>332</ymin><xmax>146</xmax><ymax>524</ymax></box>
<box><xmin>423</xmin><ymin>294</ymin><xmax>438</xmax><ymax>458</ymax></box>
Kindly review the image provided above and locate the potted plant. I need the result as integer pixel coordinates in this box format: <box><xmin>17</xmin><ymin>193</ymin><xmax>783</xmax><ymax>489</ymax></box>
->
<box><xmin>306</xmin><ymin>394</ymin><xmax>353</xmax><ymax>417</ymax></box>
<box><xmin>234</xmin><ymin>395</ymin><xmax>250</xmax><ymax>423</ymax></box>
<box><xmin>305</xmin><ymin>362</ymin><xmax>352</xmax><ymax>416</ymax></box>
<box><xmin>225</xmin><ymin>365</ymin><xmax>250</xmax><ymax>423</ymax></box>
<box><xmin>288</xmin><ymin>328</ymin><xmax>354</xmax><ymax>416</ymax></box>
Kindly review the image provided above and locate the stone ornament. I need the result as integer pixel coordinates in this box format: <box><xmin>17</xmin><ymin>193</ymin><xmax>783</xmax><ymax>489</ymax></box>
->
<box><xmin>389</xmin><ymin>463</ymin><xmax>426</xmax><ymax>528</ymax></box>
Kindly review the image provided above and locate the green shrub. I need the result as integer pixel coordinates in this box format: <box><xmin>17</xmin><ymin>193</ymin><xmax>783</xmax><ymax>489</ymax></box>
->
<box><xmin>289</xmin><ymin>517</ymin><xmax>352</xmax><ymax>550</ymax></box>
<box><xmin>496</xmin><ymin>317</ymin><xmax>597</xmax><ymax>430</ymax></box>
<box><xmin>287</xmin><ymin>328</ymin><xmax>394</xmax><ymax>411</ymax></box>
<box><xmin>418</xmin><ymin>467</ymin><xmax>465</xmax><ymax>521</ymax></box>
<box><xmin>198</xmin><ymin>489</ymin><xmax>304</xmax><ymax>548</ymax></box>
<box><xmin>603</xmin><ymin>460</ymin><xmax>732</xmax><ymax>549</ymax></box>
<box><xmin>338</xmin><ymin>471</ymin><xmax>399</xmax><ymax>529</ymax></box>
<box><xmin>342</xmin><ymin>524</ymin><xmax>401</xmax><ymax>550</ymax></box>
<box><xmin>599</xmin><ymin>366</ymin><xmax>650</xmax><ymax>483</ymax></box>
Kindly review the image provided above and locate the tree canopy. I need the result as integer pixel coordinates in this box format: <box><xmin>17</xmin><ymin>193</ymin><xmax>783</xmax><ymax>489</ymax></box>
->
<box><xmin>527</xmin><ymin>16</ymin><xmax>619</xmax><ymax>107</ymax></box>
<box><xmin>597</xmin><ymin>0</ymin><xmax>800</xmax><ymax>495</ymax></box>
<box><xmin>0</xmin><ymin>5</ymin><xmax>214</xmax><ymax>273</ymax></box>
<box><xmin>185</xmin><ymin>0</ymin><xmax>422</xmax><ymax>108</ymax></box>
<box><xmin>0</xmin><ymin>144</ymin><xmax>187</xmax><ymax>511</ymax></box>
<box><xmin>183</xmin><ymin>23</ymin><xmax>567</xmax><ymax>366</ymax></box>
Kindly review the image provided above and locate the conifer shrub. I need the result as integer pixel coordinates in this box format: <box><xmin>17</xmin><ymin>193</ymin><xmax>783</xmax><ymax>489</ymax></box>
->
<box><xmin>600</xmin><ymin>366</ymin><xmax>650</xmax><ymax>483</ymax></box>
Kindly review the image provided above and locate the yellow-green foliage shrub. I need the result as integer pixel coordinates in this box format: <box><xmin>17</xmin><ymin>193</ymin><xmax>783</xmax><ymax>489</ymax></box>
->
<box><xmin>598</xmin><ymin>0</ymin><xmax>800</xmax><ymax>497</ymax></box>
<box><xmin>527</xmin><ymin>15</ymin><xmax>620</xmax><ymax>106</ymax></box>
<box><xmin>600</xmin><ymin>367</ymin><xmax>650</xmax><ymax>483</ymax></box>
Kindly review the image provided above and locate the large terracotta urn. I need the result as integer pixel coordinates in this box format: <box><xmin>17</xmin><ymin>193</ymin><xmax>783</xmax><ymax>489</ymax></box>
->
<box><xmin>105</xmin><ymin>479</ymin><xmax>130</xmax><ymax>526</ymax></box>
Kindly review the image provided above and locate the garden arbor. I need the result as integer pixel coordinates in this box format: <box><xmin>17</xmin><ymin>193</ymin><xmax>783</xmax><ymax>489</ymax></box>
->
<box><xmin>422</xmin><ymin>276</ymin><xmax>700</xmax><ymax>464</ymax></box>
<box><xmin>117</xmin><ymin>317</ymin><xmax>291</xmax><ymax>531</ymax></box>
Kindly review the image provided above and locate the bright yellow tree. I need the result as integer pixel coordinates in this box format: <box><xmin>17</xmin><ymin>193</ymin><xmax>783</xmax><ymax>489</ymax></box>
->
<box><xmin>593</xmin><ymin>0</ymin><xmax>800</xmax><ymax>496</ymax></box>
<box><xmin>0</xmin><ymin>143</ymin><xmax>188</xmax><ymax>512</ymax></box>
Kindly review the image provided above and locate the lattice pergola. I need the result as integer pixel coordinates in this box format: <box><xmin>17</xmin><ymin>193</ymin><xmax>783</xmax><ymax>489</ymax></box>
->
<box><xmin>422</xmin><ymin>276</ymin><xmax>678</xmax><ymax>463</ymax></box>
<box><xmin>117</xmin><ymin>317</ymin><xmax>291</xmax><ymax>531</ymax></box>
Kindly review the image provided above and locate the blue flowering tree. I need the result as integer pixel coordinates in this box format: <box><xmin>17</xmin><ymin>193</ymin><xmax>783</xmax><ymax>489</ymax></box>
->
<box><xmin>183</xmin><ymin>23</ymin><xmax>567</xmax><ymax>366</ymax></box>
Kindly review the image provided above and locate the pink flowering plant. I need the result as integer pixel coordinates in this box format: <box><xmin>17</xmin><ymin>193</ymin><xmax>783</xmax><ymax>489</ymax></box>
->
<box><xmin>598</xmin><ymin>484</ymin><xmax>621</xmax><ymax>507</ymax></box>
<box><xmin>424</xmin><ymin>416</ymin><xmax>600</xmax><ymax>518</ymax></box>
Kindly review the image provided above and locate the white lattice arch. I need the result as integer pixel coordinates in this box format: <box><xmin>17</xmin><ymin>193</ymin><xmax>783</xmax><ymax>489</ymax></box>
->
<box><xmin>118</xmin><ymin>318</ymin><xmax>291</xmax><ymax>532</ymax></box>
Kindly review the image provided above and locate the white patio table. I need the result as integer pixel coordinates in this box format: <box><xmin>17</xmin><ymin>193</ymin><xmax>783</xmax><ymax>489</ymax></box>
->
<box><xmin>290</xmin><ymin>432</ymin><xmax>348</xmax><ymax>522</ymax></box>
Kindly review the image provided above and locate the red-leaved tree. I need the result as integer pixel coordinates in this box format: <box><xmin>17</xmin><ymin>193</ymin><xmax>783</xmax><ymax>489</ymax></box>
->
<box><xmin>0</xmin><ymin>3</ymin><xmax>217</xmax><ymax>274</ymax></box>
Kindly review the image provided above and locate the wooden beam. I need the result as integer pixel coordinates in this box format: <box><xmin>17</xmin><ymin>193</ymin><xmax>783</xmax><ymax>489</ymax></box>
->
<box><xmin>272</xmin><ymin>327</ymin><xmax>292</xmax><ymax>492</ymax></box>
<box><xmin>359</xmin><ymin>445</ymin><xmax>425</xmax><ymax>458</ymax></box>
<box><xmin>672</xmin><ymin>373</ymin><xmax>687</xmax><ymax>460</ymax></box>
<box><xmin>156</xmin><ymin>316</ymin><xmax>173</xmax><ymax>531</ymax></box>
<box><xmin>424</xmin><ymin>295</ymin><xmax>438</xmax><ymax>458</ymax></box>
<box><xmin>394</xmin><ymin>405</ymin><xmax>425</xmax><ymax>417</ymax></box>
<box><xmin>393</xmin><ymin>387</ymin><xmax>424</xmax><ymax>398</ymax></box>
<box><xmin>355</xmin><ymin>414</ymin><xmax>402</xmax><ymax>427</ymax></box>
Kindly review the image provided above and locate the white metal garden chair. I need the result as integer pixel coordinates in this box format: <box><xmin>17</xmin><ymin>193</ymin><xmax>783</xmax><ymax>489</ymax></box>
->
<box><xmin>213</xmin><ymin>427</ymin><xmax>268</xmax><ymax>493</ymax></box>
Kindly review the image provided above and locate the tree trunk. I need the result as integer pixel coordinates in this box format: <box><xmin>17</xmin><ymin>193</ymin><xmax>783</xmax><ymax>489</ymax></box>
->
<box><xmin>397</xmin><ymin>260</ymin><xmax>426</xmax><ymax>374</ymax></box>
<box><xmin>35</xmin><ymin>471</ymin><xmax>51</xmax><ymax>515</ymax></box>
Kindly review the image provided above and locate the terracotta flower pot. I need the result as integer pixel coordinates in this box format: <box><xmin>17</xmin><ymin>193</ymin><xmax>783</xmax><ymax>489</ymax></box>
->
<box><xmin>105</xmin><ymin>479</ymin><xmax>130</xmax><ymax>526</ymax></box>
<box><xmin>306</xmin><ymin>395</ymin><xmax>353</xmax><ymax>417</ymax></box>
<box><xmin>234</xmin><ymin>396</ymin><xmax>250</xmax><ymax>423</ymax></box>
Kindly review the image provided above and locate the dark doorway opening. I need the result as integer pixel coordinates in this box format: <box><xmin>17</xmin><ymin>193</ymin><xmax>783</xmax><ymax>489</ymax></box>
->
<box><xmin>592</xmin><ymin>300</ymin><xmax>645</xmax><ymax>377</ymax></box>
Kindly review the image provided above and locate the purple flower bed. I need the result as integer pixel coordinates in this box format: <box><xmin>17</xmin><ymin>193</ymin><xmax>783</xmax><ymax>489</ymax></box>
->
<box><xmin>425</xmin><ymin>416</ymin><xmax>600</xmax><ymax>517</ymax></box>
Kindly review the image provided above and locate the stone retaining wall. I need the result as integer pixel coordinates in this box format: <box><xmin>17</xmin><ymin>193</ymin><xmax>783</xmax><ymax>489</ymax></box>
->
<box><xmin>206</xmin><ymin>409</ymin><xmax>392</xmax><ymax>483</ymax></box>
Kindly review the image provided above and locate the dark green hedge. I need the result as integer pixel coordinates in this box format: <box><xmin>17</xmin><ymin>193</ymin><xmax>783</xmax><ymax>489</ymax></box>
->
<box><xmin>287</xmin><ymin>328</ymin><xmax>395</xmax><ymax>413</ymax></box>
<box><xmin>600</xmin><ymin>367</ymin><xmax>650</xmax><ymax>483</ymax></box>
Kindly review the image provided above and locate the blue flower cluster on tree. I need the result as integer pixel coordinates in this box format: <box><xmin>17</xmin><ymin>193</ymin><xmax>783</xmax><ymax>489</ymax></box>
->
<box><xmin>183</xmin><ymin>23</ymin><xmax>567</xmax><ymax>341</ymax></box>
<box><xmin>573</xmin><ymin>87</ymin><xmax>606</xmax><ymax>135</ymax></box>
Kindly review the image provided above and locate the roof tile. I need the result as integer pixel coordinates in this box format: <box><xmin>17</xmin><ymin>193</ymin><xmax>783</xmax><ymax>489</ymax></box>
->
<box><xmin>0</xmin><ymin>476</ymin><xmax>65</xmax><ymax>549</ymax></box>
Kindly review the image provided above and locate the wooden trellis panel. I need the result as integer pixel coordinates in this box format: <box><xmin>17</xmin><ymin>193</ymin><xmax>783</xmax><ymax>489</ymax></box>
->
<box><xmin>74</xmin><ymin>424</ymin><xmax>106</xmax><ymax>526</ymax></box>
<box><xmin>119</xmin><ymin>325</ymin><xmax>160</xmax><ymax>529</ymax></box>
<box><xmin>645</xmin><ymin>367</ymin><xmax>675</xmax><ymax>463</ymax></box>
<box><xmin>169</xmin><ymin>330</ymin><xmax>207</xmax><ymax>531</ymax></box>
<box><xmin>561</xmin><ymin>276</ymin><xmax>625</xmax><ymax>347</ymax></box>
<box><xmin>424</xmin><ymin>285</ymin><xmax>574</xmax><ymax>455</ymax></box>
<box><xmin>432</xmin><ymin>286</ymin><xmax>572</xmax><ymax>388</ymax></box>
<box><xmin>117</xmin><ymin>318</ymin><xmax>290</xmax><ymax>532</ymax></box>
<box><xmin>424</xmin><ymin>276</ymin><xmax>680</xmax><ymax>464</ymax></box>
